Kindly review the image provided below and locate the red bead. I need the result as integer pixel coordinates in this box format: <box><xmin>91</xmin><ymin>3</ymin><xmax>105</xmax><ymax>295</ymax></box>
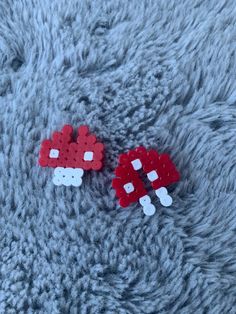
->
<box><xmin>78</xmin><ymin>125</ymin><xmax>89</xmax><ymax>137</ymax></box>
<box><xmin>39</xmin><ymin>125</ymin><xmax>104</xmax><ymax>171</ymax></box>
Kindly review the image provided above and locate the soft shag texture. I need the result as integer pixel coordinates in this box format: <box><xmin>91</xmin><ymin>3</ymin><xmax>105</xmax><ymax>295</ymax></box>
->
<box><xmin>0</xmin><ymin>0</ymin><xmax>236</xmax><ymax>313</ymax></box>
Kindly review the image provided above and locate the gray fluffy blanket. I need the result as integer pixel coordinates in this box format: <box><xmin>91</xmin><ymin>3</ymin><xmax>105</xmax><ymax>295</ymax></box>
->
<box><xmin>0</xmin><ymin>0</ymin><xmax>236</xmax><ymax>313</ymax></box>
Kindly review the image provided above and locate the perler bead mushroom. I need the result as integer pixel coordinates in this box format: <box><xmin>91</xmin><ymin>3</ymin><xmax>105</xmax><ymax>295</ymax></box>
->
<box><xmin>39</xmin><ymin>125</ymin><xmax>104</xmax><ymax>186</ymax></box>
<box><xmin>112</xmin><ymin>146</ymin><xmax>180</xmax><ymax>216</ymax></box>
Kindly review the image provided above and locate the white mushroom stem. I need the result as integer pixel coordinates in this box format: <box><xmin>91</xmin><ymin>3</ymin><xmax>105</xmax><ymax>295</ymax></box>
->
<box><xmin>155</xmin><ymin>187</ymin><xmax>173</xmax><ymax>207</ymax></box>
<box><xmin>139</xmin><ymin>195</ymin><xmax>156</xmax><ymax>216</ymax></box>
<box><xmin>52</xmin><ymin>167</ymin><xmax>84</xmax><ymax>187</ymax></box>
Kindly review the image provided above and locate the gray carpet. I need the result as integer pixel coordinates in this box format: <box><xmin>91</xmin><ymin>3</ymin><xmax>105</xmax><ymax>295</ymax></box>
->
<box><xmin>0</xmin><ymin>0</ymin><xmax>236</xmax><ymax>313</ymax></box>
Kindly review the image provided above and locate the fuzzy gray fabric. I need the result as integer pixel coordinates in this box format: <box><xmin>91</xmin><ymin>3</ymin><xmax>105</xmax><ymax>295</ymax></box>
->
<box><xmin>0</xmin><ymin>0</ymin><xmax>236</xmax><ymax>313</ymax></box>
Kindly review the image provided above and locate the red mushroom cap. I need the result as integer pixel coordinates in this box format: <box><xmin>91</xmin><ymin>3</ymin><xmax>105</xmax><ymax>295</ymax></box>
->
<box><xmin>39</xmin><ymin>125</ymin><xmax>104</xmax><ymax>170</ymax></box>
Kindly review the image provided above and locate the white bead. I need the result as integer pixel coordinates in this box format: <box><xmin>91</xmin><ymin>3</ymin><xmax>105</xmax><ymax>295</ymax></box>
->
<box><xmin>147</xmin><ymin>170</ymin><xmax>159</xmax><ymax>182</ymax></box>
<box><xmin>155</xmin><ymin>187</ymin><xmax>173</xmax><ymax>207</ymax></box>
<box><xmin>123</xmin><ymin>182</ymin><xmax>135</xmax><ymax>194</ymax></box>
<box><xmin>139</xmin><ymin>195</ymin><xmax>156</xmax><ymax>216</ymax></box>
<box><xmin>49</xmin><ymin>149</ymin><xmax>59</xmax><ymax>158</ymax></box>
<box><xmin>139</xmin><ymin>195</ymin><xmax>151</xmax><ymax>206</ymax></box>
<box><xmin>131</xmin><ymin>159</ymin><xmax>142</xmax><ymax>170</ymax></box>
<box><xmin>84</xmin><ymin>151</ymin><xmax>94</xmax><ymax>161</ymax></box>
<box><xmin>142</xmin><ymin>204</ymin><xmax>156</xmax><ymax>216</ymax></box>
<box><xmin>53</xmin><ymin>167</ymin><xmax>84</xmax><ymax>187</ymax></box>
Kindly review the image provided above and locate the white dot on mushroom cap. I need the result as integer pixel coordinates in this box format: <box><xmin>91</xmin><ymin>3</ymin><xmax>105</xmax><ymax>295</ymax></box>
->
<box><xmin>139</xmin><ymin>195</ymin><xmax>151</xmax><ymax>206</ymax></box>
<box><xmin>49</xmin><ymin>149</ymin><xmax>59</xmax><ymax>158</ymax></box>
<box><xmin>123</xmin><ymin>182</ymin><xmax>135</xmax><ymax>194</ymax></box>
<box><xmin>147</xmin><ymin>170</ymin><xmax>159</xmax><ymax>182</ymax></box>
<box><xmin>131</xmin><ymin>159</ymin><xmax>142</xmax><ymax>170</ymax></box>
<box><xmin>84</xmin><ymin>151</ymin><xmax>94</xmax><ymax>161</ymax></box>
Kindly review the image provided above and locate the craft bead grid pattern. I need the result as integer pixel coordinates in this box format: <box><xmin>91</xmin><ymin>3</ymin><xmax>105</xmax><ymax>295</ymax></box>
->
<box><xmin>112</xmin><ymin>146</ymin><xmax>180</xmax><ymax>215</ymax></box>
<box><xmin>2</xmin><ymin>1</ymin><xmax>235</xmax><ymax>312</ymax></box>
<box><xmin>39</xmin><ymin>125</ymin><xmax>104</xmax><ymax>186</ymax></box>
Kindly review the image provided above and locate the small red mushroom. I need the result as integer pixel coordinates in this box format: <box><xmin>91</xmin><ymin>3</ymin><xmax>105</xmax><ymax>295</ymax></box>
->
<box><xmin>112</xmin><ymin>146</ymin><xmax>180</xmax><ymax>216</ymax></box>
<box><xmin>39</xmin><ymin>125</ymin><xmax>104</xmax><ymax>186</ymax></box>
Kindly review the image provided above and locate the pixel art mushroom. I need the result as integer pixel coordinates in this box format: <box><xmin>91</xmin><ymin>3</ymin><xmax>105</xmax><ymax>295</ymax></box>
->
<box><xmin>112</xmin><ymin>146</ymin><xmax>180</xmax><ymax>216</ymax></box>
<box><xmin>39</xmin><ymin>125</ymin><xmax>104</xmax><ymax>186</ymax></box>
